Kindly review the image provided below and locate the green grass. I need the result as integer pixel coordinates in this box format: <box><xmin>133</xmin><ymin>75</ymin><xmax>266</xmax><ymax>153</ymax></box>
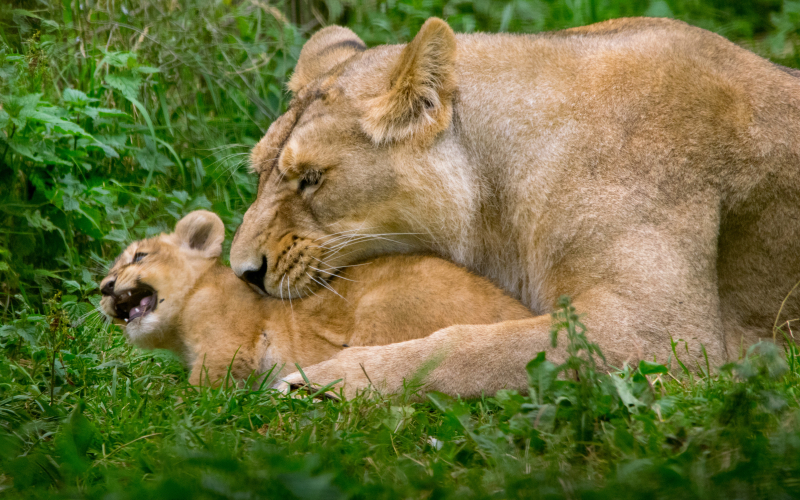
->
<box><xmin>2</xmin><ymin>0</ymin><xmax>800</xmax><ymax>497</ymax></box>
<box><xmin>2</xmin><ymin>296</ymin><xmax>800</xmax><ymax>498</ymax></box>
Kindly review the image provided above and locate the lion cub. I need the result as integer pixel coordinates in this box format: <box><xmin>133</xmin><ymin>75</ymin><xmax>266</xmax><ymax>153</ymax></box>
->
<box><xmin>99</xmin><ymin>210</ymin><xmax>531</xmax><ymax>386</ymax></box>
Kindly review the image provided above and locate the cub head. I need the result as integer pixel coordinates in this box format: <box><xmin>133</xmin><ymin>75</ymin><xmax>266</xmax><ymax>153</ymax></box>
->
<box><xmin>230</xmin><ymin>18</ymin><xmax>465</xmax><ymax>298</ymax></box>
<box><xmin>99</xmin><ymin>211</ymin><xmax>225</xmax><ymax>349</ymax></box>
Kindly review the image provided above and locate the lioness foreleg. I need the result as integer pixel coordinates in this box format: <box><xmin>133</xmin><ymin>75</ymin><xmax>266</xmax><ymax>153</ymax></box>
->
<box><xmin>276</xmin><ymin>316</ymin><xmax>564</xmax><ymax>399</ymax></box>
<box><xmin>277</xmin><ymin>284</ymin><xmax>726</xmax><ymax>399</ymax></box>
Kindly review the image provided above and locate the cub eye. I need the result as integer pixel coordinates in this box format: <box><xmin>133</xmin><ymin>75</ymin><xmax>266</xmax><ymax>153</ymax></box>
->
<box><xmin>298</xmin><ymin>169</ymin><xmax>323</xmax><ymax>194</ymax></box>
<box><xmin>132</xmin><ymin>252</ymin><xmax>148</xmax><ymax>264</ymax></box>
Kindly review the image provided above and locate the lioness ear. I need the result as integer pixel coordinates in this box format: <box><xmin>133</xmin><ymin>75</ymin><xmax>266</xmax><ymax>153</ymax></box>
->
<box><xmin>362</xmin><ymin>17</ymin><xmax>457</xmax><ymax>144</ymax></box>
<box><xmin>288</xmin><ymin>26</ymin><xmax>366</xmax><ymax>93</ymax></box>
<box><xmin>174</xmin><ymin>210</ymin><xmax>225</xmax><ymax>258</ymax></box>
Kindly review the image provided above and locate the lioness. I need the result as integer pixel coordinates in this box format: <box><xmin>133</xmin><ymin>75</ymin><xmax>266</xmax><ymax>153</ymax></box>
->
<box><xmin>229</xmin><ymin>17</ymin><xmax>800</xmax><ymax>398</ymax></box>
<box><xmin>99</xmin><ymin>210</ymin><xmax>531</xmax><ymax>386</ymax></box>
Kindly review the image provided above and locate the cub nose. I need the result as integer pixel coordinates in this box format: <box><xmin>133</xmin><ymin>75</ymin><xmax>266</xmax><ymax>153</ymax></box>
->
<box><xmin>101</xmin><ymin>279</ymin><xmax>116</xmax><ymax>296</ymax></box>
<box><xmin>242</xmin><ymin>255</ymin><xmax>268</xmax><ymax>293</ymax></box>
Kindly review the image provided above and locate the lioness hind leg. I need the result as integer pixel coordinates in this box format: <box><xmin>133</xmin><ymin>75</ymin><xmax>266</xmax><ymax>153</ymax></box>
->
<box><xmin>718</xmin><ymin>190</ymin><xmax>800</xmax><ymax>358</ymax></box>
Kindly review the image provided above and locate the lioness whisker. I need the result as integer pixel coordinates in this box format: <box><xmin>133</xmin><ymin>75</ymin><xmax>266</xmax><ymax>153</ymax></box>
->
<box><xmin>328</xmin><ymin>262</ymin><xmax>373</xmax><ymax>269</ymax></box>
<box><xmin>314</xmin><ymin>226</ymin><xmax>378</xmax><ymax>244</ymax></box>
<box><xmin>307</xmin><ymin>256</ymin><xmax>373</xmax><ymax>274</ymax></box>
<box><xmin>310</xmin><ymin>221</ymin><xmax>376</xmax><ymax>245</ymax></box>
<box><xmin>302</xmin><ymin>284</ymin><xmax>322</xmax><ymax>299</ymax></box>
<box><xmin>325</xmin><ymin>235</ymin><xmax>410</xmax><ymax>253</ymax></box>
<box><xmin>315</xmin><ymin>227</ymin><xmax>368</xmax><ymax>239</ymax></box>
<box><xmin>320</xmin><ymin>248</ymin><xmax>366</xmax><ymax>264</ymax></box>
<box><xmin>323</xmin><ymin>236</ymin><xmax>376</xmax><ymax>253</ymax></box>
<box><xmin>307</xmin><ymin>252</ymin><xmax>372</xmax><ymax>267</ymax></box>
<box><xmin>322</xmin><ymin>231</ymin><xmax>424</xmax><ymax>250</ymax></box>
<box><xmin>286</xmin><ymin>277</ymin><xmax>295</xmax><ymax>317</ymax></box>
<box><xmin>323</xmin><ymin>230</ymin><xmax>367</xmax><ymax>247</ymax></box>
<box><xmin>307</xmin><ymin>257</ymin><xmax>339</xmax><ymax>272</ymax></box>
<box><xmin>306</xmin><ymin>272</ymin><xmax>348</xmax><ymax>303</ymax></box>
<box><xmin>309</xmin><ymin>266</ymin><xmax>356</xmax><ymax>282</ymax></box>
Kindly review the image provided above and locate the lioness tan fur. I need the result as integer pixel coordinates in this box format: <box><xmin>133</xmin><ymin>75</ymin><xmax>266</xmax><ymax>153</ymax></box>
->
<box><xmin>229</xmin><ymin>17</ymin><xmax>800</xmax><ymax>398</ymax></box>
<box><xmin>99</xmin><ymin>211</ymin><xmax>531</xmax><ymax>386</ymax></box>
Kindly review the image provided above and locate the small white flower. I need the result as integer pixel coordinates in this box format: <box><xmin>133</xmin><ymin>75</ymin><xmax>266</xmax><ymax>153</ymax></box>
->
<box><xmin>427</xmin><ymin>437</ymin><xmax>443</xmax><ymax>450</ymax></box>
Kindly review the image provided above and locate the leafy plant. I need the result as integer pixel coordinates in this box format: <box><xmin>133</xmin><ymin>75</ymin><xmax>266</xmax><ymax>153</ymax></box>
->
<box><xmin>0</xmin><ymin>0</ymin><xmax>303</xmax><ymax>316</ymax></box>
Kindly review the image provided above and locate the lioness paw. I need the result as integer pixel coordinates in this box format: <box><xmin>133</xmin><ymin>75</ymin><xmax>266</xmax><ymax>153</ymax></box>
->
<box><xmin>274</xmin><ymin>372</ymin><xmax>343</xmax><ymax>401</ymax></box>
<box><xmin>273</xmin><ymin>378</ymin><xmax>293</xmax><ymax>394</ymax></box>
<box><xmin>276</xmin><ymin>357</ymin><xmax>379</xmax><ymax>400</ymax></box>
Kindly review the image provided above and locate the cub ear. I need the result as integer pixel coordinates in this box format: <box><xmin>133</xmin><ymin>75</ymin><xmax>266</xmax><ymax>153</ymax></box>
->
<box><xmin>361</xmin><ymin>17</ymin><xmax>457</xmax><ymax>144</ymax></box>
<box><xmin>174</xmin><ymin>210</ymin><xmax>225</xmax><ymax>258</ymax></box>
<box><xmin>288</xmin><ymin>26</ymin><xmax>366</xmax><ymax>93</ymax></box>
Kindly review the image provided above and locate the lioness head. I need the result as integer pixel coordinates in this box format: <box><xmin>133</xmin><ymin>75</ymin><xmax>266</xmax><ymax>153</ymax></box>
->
<box><xmin>99</xmin><ymin>211</ymin><xmax>225</xmax><ymax>349</ymax></box>
<box><xmin>230</xmin><ymin>18</ymin><xmax>475</xmax><ymax>298</ymax></box>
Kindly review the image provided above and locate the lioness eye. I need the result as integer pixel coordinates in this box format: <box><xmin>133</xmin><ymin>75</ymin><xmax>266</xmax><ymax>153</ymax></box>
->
<box><xmin>132</xmin><ymin>252</ymin><xmax>148</xmax><ymax>264</ymax></box>
<box><xmin>298</xmin><ymin>170</ymin><xmax>323</xmax><ymax>193</ymax></box>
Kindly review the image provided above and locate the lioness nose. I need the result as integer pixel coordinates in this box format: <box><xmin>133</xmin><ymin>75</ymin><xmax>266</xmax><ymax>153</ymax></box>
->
<box><xmin>242</xmin><ymin>255</ymin><xmax>268</xmax><ymax>293</ymax></box>
<box><xmin>101</xmin><ymin>279</ymin><xmax>116</xmax><ymax>296</ymax></box>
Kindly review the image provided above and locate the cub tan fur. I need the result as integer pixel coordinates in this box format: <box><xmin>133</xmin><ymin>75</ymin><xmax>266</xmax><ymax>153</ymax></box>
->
<box><xmin>99</xmin><ymin>211</ymin><xmax>531</xmax><ymax>386</ymax></box>
<box><xmin>230</xmin><ymin>17</ymin><xmax>800</xmax><ymax>398</ymax></box>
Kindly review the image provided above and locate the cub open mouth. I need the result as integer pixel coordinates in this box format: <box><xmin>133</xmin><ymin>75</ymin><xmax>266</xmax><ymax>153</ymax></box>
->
<box><xmin>115</xmin><ymin>286</ymin><xmax>158</xmax><ymax>323</ymax></box>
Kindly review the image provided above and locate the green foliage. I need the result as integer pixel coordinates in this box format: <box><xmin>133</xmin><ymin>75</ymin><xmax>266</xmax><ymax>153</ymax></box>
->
<box><xmin>0</xmin><ymin>297</ymin><xmax>798</xmax><ymax>497</ymax></box>
<box><xmin>2</xmin><ymin>0</ymin><xmax>800</xmax><ymax>497</ymax></box>
<box><xmin>327</xmin><ymin>0</ymin><xmax>800</xmax><ymax>60</ymax></box>
<box><xmin>0</xmin><ymin>0</ymin><xmax>302</xmax><ymax>314</ymax></box>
